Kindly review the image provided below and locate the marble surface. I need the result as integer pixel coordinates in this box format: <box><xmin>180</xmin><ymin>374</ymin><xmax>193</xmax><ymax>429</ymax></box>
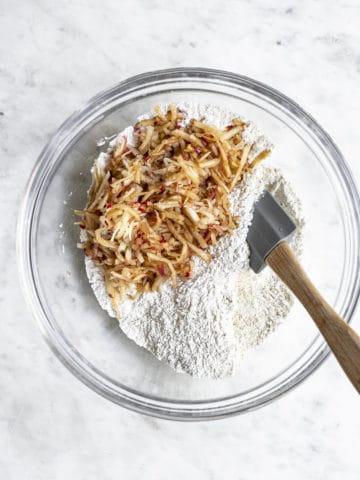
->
<box><xmin>1</xmin><ymin>0</ymin><xmax>360</xmax><ymax>478</ymax></box>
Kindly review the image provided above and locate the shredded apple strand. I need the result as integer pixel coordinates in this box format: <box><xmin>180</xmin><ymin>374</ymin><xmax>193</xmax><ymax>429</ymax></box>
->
<box><xmin>76</xmin><ymin>105</ymin><xmax>269</xmax><ymax>316</ymax></box>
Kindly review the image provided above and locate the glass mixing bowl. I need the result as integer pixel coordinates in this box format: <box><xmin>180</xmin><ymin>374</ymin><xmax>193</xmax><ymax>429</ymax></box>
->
<box><xmin>17</xmin><ymin>68</ymin><xmax>360</xmax><ymax>420</ymax></box>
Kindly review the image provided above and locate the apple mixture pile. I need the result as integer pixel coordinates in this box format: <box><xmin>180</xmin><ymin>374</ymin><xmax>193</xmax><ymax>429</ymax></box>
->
<box><xmin>76</xmin><ymin>105</ymin><xmax>269</xmax><ymax>317</ymax></box>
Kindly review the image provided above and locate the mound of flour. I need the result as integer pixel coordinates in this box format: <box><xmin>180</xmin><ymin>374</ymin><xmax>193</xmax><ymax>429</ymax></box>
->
<box><xmin>84</xmin><ymin>104</ymin><xmax>304</xmax><ymax>378</ymax></box>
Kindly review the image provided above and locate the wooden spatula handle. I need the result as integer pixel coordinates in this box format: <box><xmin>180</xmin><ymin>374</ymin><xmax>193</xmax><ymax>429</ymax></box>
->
<box><xmin>267</xmin><ymin>242</ymin><xmax>360</xmax><ymax>393</ymax></box>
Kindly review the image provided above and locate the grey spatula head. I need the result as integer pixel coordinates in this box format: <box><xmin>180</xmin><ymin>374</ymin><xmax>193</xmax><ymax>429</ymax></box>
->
<box><xmin>247</xmin><ymin>191</ymin><xmax>296</xmax><ymax>273</ymax></box>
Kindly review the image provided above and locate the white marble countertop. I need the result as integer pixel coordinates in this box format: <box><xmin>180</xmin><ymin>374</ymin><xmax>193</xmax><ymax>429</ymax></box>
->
<box><xmin>1</xmin><ymin>1</ymin><xmax>360</xmax><ymax>478</ymax></box>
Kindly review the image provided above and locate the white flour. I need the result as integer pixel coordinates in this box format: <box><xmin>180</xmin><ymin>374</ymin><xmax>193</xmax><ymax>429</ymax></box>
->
<box><xmin>84</xmin><ymin>104</ymin><xmax>304</xmax><ymax>378</ymax></box>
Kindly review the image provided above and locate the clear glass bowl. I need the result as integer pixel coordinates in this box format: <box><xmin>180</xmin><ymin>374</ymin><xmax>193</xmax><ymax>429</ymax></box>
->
<box><xmin>17</xmin><ymin>68</ymin><xmax>360</xmax><ymax>420</ymax></box>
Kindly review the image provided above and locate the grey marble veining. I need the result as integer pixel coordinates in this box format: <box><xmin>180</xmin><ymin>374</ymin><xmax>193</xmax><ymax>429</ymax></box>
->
<box><xmin>1</xmin><ymin>1</ymin><xmax>360</xmax><ymax>479</ymax></box>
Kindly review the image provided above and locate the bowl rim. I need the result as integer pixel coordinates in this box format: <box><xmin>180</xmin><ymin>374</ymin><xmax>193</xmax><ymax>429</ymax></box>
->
<box><xmin>17</xmin><ymin>67</ymin><xmax>360</xmax><ymax>421</ymax></box>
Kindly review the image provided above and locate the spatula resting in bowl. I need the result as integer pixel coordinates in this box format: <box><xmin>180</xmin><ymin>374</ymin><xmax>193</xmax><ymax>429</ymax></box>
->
<box><xmin>247</xmin><ymin>191</ymin><xmax>360</xmax><ymax>393</ymax></box>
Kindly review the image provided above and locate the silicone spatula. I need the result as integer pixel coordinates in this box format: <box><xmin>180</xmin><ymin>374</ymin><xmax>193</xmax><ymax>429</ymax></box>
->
<box><xmin>247</xmin><ymin>191</ymin><xmax>360</xmax><ymax>393</ymax></box>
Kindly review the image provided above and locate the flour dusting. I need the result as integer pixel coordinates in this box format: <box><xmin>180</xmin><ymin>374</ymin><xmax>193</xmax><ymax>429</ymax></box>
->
<box><xmin>83</xmin><ymin>104</ymin><xmax>304</xmax><ymax>378</ymax></box>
